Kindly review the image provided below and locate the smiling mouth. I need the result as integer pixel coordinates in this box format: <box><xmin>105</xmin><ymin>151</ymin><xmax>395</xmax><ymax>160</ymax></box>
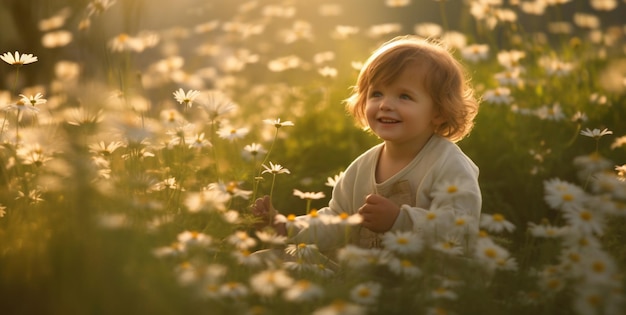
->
<box><xmin>378</xmin><ymin>118</ymin><xmax>400</xmax><ymax>123</ymax></box>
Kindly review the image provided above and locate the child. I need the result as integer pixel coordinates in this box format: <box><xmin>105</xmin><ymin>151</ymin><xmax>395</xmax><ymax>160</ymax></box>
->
<box><xmin>252</xmin><ymin>35</ymin><xmax>481</xmax><ymax>254</ymax></box>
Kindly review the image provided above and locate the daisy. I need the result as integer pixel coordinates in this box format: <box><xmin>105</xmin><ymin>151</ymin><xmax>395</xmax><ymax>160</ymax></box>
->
<box><xmin>527</xmin><ymin>221</ymin><xmax>568</xmax><ymax>238</ymax></box>
<box><xmin>543</xmin><ymin>178</ymin><xmax>587</xmax><ymax>212</ymax></box>
<box><xmin>284</xmin><ymin>243</ymin><xmax>319</xmax><ymax>260</ymax></box>
<box><xmin>217</xmin><ymin>125</ymin><xmax>249</xmax><ymax>141</ymax></box>
<box><xmin>227</xmin><ymin>230</ymin><xmax>257</xmax><ymax>250</ymax></box>
<box><xmin>381</xmin><ymin>230</ymin><xmax>423</xmax><ymax>255</ymax></box>
<box><xmin>414</xmin><ymin>22</ymin><xmax>443</xmax><ymax>38</ymax></box>
<box><xmin>312</xmin><ymin>299</ymin><xmax>367</xmax><ymax>315</ymax></box>
<box><xmin>219</xmin><ymin>282</ymin><xmax>249</xmax><ymax>299</ymax></box>
<box><xmin>172</xmin><ymin>88</ymin><xmax>200</xmax><ymax>109</ymax></box>
<box><xmin>293</xmin><ymin>189</ymin><xmax>325</xmax><ymax>200</ymax></box>
<box><xmin>89</xmin><ymin>141</ymin><xmax>125</xmax><ymax>157</ymax></box>
<box><xmin>318</xmin><ymin>66</ymin><xmax>338</xmax><ymax>78</ymax></box>
<box><xmin>460</xmin><ymin>44</ymin><xmax>490</xmax><ymax>63</ymax></box>
<box><xmin>249</xmin><ymin>269</ymin><xmax>294</xmax><ymax>297</ymax></box>
<box><xmin>186</xmin><ymin>133</ymin><xmax>212</xmax><ymax>149</ymax></box>
<box><xmin>431</xmin><ymin>286</ymin><xmax>458</xmax><ymax>300</ymax></box>
<box><xmin>431</xmin><ymin>236</ymin><xmax>465</xmax><ymax>256</ymax></box>
<box><xmin>262</xmin><ymin>162</ymin><xmax>290</xmax><ymax>175</ymax></box>
<box><xmin>177</xmin><ymin>230</ymin><xmax>211</xmax><ymax>247</ymax></box>
<box><xmin>325</xmin><ymin>171</ymin><xmax>344</xmax><ymax>187</ymax></box>
<box><xmin>267</xmin><ymin>55</ymin><xmax>302</xmax><ymax>72</ymax></box>
<box><xmin>580</xmin><ymin>128</ymin><xmax>613</xmax><ymax>139</ymax></box>
<box><xmin>385</xmin><ymin>0</ymin><xmax>411</xmax><ymax>7</ymax></box>
<box><xmin>183</xmin><ymin>189</ymin><xmax>231</xmax><ymax>212</ymax></box>
<box><xmin>151</xmin><ymin>177</ymin><xmax>179</xmax><ymax>191</ymax></box>
<box><xmin>610</xmin><ymin>136</ymin><xmax>626</xmax><ymax>150</ymax></box>
<box><xmin>255</xmin><ymin>230</ymin><xmax>287</xmax><ymax>245</ymax></box>
<box><xmin>579</xmin><ymin>250</ymin><xmax>618</xmax><ymax>284</ymax></box>
<box><xmin>199</xmin><ymin>90</ymin><xmax>237</xmax><ymax>120</ymax></box>
<box><xmin>231</xmin><ymin>249</ymin><xmax>263</xmax><ymax>267</ymax></box>
<box><xmin>1</xmin><ymin>51</ymin><xmax>38</xmax><ymax>66</ymax></box>
<box><xmin>494</xmin><ymin>68</ymin><xmax>524</xmax><ymax>86</ymax></box>
<box><xmin>152</xmin><ymin>242</ymin><xmax>186</xmax><ymax>258</ymax></box>
<box><xmin>480</xmin><ymin>213</ymin><xmax>516</xmax><ymax>233</ymax></box>
<box><xmin>482</xmin><ymin>87</ymin><xmax>513</xmax><ymax>105</ymax></box>
<box><xmin>242</xmin><ymin>142</ymin><xmax>266</xmax><ymax>159</ymax></box>
<box><xmin>563</xmin><ymin>207</ymin><xmax>605</xmax><ymax>236</ymax></box>
<box><xmin>283</xmin><ymin>280</ymin><xmax>324</xmax><ymax>302</ymax></box>
<box><xmin>16</xmin><ymin>143</ymin><xmax>53</xmax><ymax>167</ymax></box>
<box><xmin>86</xmin><ymin>0</ymin><xmax>117</xmax><ymax>16</ymax></box>
<box><xmin>328</xmin><ymin>212</ymin><xmax>363</xmax><ymax>226</ymax></box>
<box><xmin>474</xmin><ymin>238</ymin><xmax>511</xmax><ymax>271</ymax></box>
<box><xmin>19</xmin><ymin>93</ymin><xmax>47</xmax><ymax>106</ymax></box>
<box><xmin>388</xmin><ymin>257</ymin><xmax>422</xmax><ymax>278</ymax></box>
<box><xmin>350</xmin><ymin>282</ymin><xmax>382</xmax><ymax>305</ymax></box>
<box><xmin>207</xmin><ymin>181</ymin><xmax>252</xmax><ymax>200</ymax></box>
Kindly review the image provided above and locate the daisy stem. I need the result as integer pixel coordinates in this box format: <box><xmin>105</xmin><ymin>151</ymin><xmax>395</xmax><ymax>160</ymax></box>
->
<box><xmin>259</xmin><ymin>128</ymin><xmax>278</xmax><ymax>176</ymax></box>
<box><xmin>305</xmin><ymin>199</ymin><xmax>311</xmax><ymax>214</ymax></box>
<box><xmin>15</xmin><ymin>109</ymin><xmax>20</xmax><ymax>147</ymax></box>
<box><xmin>268</xmin><ymin>174</ymin><xmax>277</xmax><ymax>227</ymax></box>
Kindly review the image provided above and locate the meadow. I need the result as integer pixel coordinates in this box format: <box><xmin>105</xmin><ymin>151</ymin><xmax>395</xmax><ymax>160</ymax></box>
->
<box><xmin>1</xmin><ymin>0</ymin><xmax>625</xmax><ymax>314</ymax></box>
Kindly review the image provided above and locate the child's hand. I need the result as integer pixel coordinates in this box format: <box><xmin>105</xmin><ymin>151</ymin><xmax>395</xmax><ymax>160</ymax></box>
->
<box><xmin>250</xmin><ymin>195</ymin><xmax>287</xmax><ymax>235</ymax></box>
<box><xmin>358</xmin><ymin>194</ymin><xmax>400</xmax><ymax>233</ymax></box>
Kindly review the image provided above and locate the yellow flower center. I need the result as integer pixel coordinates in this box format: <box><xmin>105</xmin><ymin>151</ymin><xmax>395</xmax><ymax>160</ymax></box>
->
<box><xmin>447</xmin><ymin>185</ymin><xmax>458</xmax><ymax>193</ymax></box>
<box><xmin>484</xmin><ymin>248</ymin><xmax>497</xmax><ymax>258</ymax></box>
<box><xmin>492</xmin><ymin>213</ymin><xmax>504</xmax><ymax>222</ymax></box>
<box><xmin>580</xmin><ymin>211</ymin><xmax>592</xmax><ymax>221</ymax></box>
<box><xmin>562</xmin><ymin>194</ymin><xmax>574</xmax><ymax>201</ymax></box>
<box><xmin>396</xmin><ymin>237</ymin><xmax>408</xmax><ymax>245</ymax></box>
<box><xmin>339</xmin><ymin>212</ymin><xmax>349</xmax><ymax>220</ymax></box>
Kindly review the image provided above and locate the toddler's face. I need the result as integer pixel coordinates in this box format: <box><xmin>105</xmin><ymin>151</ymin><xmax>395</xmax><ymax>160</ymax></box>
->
<box><xmin>364</xmin><ymin>62</ymin><xmax>441</xmax><ymax>147</ymax></box>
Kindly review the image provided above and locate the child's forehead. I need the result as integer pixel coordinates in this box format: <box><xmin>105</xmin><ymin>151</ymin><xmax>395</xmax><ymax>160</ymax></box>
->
<box><xmin>368</xmin><ymin>60</ymin><xmax>429</xmax><ymax>86</ymax></box>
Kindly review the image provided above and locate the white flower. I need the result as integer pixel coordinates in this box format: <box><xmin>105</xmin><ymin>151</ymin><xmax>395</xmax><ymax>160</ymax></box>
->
<box><xmin>325</xmin><ymin>171</ymin><xmax>344</xmax><ymax>187</ymax></box>
<box><xmin>580</xmin><ymin>128</ymin><xmax>613</xmax><ymax>139</ymax></box>
<box><xmin>474</xmin><ymin>238</ymin><xmax>512</xmax><ymax>271</ymax></box>
<box><xmin>263</xmin><ymin>118</ymin><xmax>294</xmax><ymax>128</ymax></box>
<box><xmin>480</xmin><ymin>213</ymin><xmax>516</xmax><ymax>233</ymax></box>
<box><xmin>227</xmin><ymin>230</ymin><xmax>257</xmax><ymax>250</ymax></box>
<box><xmin>172</xmin><ymin>88</ymin><xmax>200</xmax><ymax>108</ymax></box>
<box><xmin>285</xmin><ymin>243</ymin><xmax>319</xmax><ymax>260</ymax></box>
<box><xmin>543</xmin><ymin>178</ymin><xmax>588</xmax><ymax>212</ymax></box>
<box><xmin>262</xmin><ymin>161</ymin><xmax>290</xmax><ymax>175</ymax></box>
<box><xmin>283</xmin><ymin>280</ymin><xmax>324</xmax><ymax>302</ymax></box>
<box><xmin>1</xmin><ymin>51</ymin><xmax>38</xmax><ymax>66</ymax></box>
<box><xmin>219</xmin><ymin>282</ymin><xmax>249</xmax><ymax>299</ymax></box>
<box><xmin>255</xmin><ymin>230</ymin><xmax>287</xmax><ymax>245</ymax></box>
<box><xmin>350</xmin><ymin>282</ymin><xmax>382</xmax><ymax>305</ymax></box>
<box><xmin>312</xmin><ymin>300</ymin><xmax>367</xmax><ymax>315</ymax></box>
<box><xmin>293</xmin><ymin>189</ymin><xmax>325</xmax><ymax>200</ymax></box>
<box><xmin>19</xmin><ymin>93</ymin><xmax>47</xmax><ymax>106</ymax></box>
<box><xmin>562</xmin><ymin>207</ymin><xmax>605</xmax><ymax>235</ymax></box>
<box><xmin>381</xmin><ymin>230</ymin><xmax>423</xmax><ymax>255</ymax></box>
<box><xmin>431</xmin><ymin>236</ymin><xmax>465</xmax><ymax>256</ymax></box>
<box><xmin>527</xmin><ymin>221</ymin><xmax>568</xmax><ymax>238</ymax></box>
<box><xmin>217</xmin><ymin>125</ymin><xmax>249</xmax><ymax>141</ymax></box>
<box><xmin>177</xmin><ymin>230</ymin><xmax>211</xmax><ymax>247</ymax></box>
<box><xmin>431</xmin><ymin>286</ymin><xmax>458</xmax><ymax>300</ymax></box>
<box><xmin>249</xmin><ymin>269</ymin><xmax>294</xmax><ymax>297</ymax></box>
<box><xmin>388</xmin><ymin>257</ymin><xmax>421</xmax><ymax>278</ymax></box>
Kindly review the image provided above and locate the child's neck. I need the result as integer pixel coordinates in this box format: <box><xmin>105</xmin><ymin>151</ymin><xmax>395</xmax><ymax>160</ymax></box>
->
<box><xmin>376</xmin><ymin>135</ymin><xmax>433</xmax><ymax>183</ymax></box>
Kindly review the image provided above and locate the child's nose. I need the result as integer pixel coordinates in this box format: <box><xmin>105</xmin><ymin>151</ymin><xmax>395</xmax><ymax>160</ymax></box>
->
<box><xmin>379</xmin><ymin>98</ymin><xmax>393</xmax><ymax>111</ymax></box>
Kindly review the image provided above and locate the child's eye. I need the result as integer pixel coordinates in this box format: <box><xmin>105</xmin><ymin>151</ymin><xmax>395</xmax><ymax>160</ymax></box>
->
<box><xmin>369</xmin><ymin>91</ymin><xmax>382</xmax><ymax>98</ymax></box>
<box><xmin>400</xmin><ymin>94</ymin><xmax>412</xmax><ymax>100</ymax></box>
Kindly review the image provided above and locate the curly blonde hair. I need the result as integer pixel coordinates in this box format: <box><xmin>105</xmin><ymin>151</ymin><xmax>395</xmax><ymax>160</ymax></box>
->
<box><xmin>345</xmin><ymin>35</ymin><xmax>479</xmax><ymax>143</ymax></box>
